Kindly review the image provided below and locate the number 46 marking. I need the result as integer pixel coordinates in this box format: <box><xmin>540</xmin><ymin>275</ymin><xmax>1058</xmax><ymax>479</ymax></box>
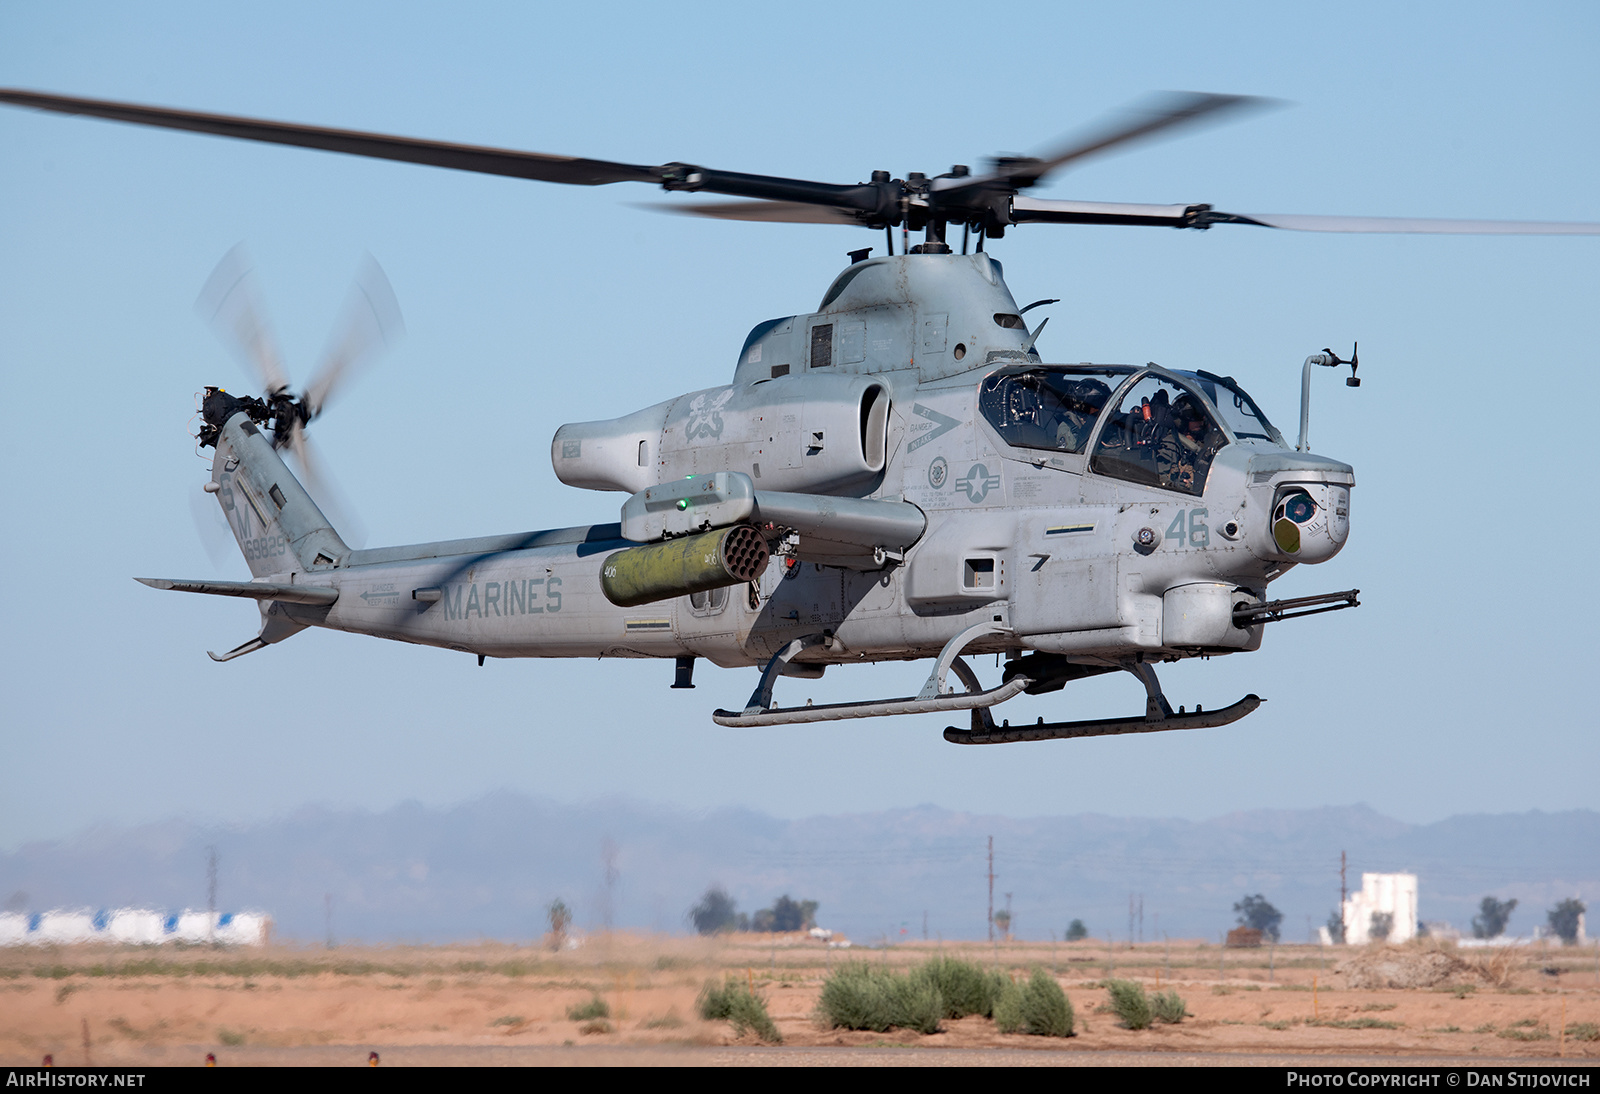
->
<box><xmin>1165</xmin><ymin>508</ymin><xmax>1210</xmax><ymax>548</ymax></box>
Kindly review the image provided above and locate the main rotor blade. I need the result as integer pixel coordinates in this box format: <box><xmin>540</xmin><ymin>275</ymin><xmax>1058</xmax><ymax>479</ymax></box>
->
<box><xmin>0</xmin><ymin>88</ymin><xmax>659</xmax><ymax>186</ymax></box>
<box><xmin>303</xmin><ymin>254</ymin><xmax>404</xmax><ymax>419</ymax></box>
<box><xmin>1207</xmin><ymin>210</ymin><xmax>1600</xmax><ymax>234</ymax></box>
<box><xmin>1011</xmin><ymin>197</ymin><xmax>1600</xmax><ymax>235</ymax></box>
<box><xmin>646</xmin><ymin>199</ymin><xmax>864</xmax><ymax>225</ymax></box>
<box><xmin>196</xmin><ymin>244</ymin><xmax>290</xmax><ymax>395</ymax></box>
<box><xmin>1011</xmin><ymin>197</ymin><xmax>1197</xmax><ymax>227</ymax></box>
<box><xmin>0</xmin><ymin>87</ymin><xmax>895</xmax><ymax>218</ymax></box>
<box><xmin>997</xmin><ymin>92</ymin><xmax>1271</xmax><ymax>188</ymax></box>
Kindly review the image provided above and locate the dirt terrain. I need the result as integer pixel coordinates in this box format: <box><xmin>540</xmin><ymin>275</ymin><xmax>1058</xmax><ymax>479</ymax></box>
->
<box><xmin>3</xmin><ymin>935</ymin><xmax>1596</xmax><ymax>1066</ymax></box>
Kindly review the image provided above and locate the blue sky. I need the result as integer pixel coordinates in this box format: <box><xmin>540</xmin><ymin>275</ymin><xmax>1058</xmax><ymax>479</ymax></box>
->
<box><xmin>2</xmin><ymin>2</ymin><xmax>1597</xmax><ymax>847</ymax></box>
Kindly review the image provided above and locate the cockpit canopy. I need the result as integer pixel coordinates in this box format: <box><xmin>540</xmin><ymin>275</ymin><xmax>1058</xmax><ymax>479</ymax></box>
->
<box><xmin>979</xmin><ymin>364</ymin><xmax>1285</xmax><ymax>496</ymax></box>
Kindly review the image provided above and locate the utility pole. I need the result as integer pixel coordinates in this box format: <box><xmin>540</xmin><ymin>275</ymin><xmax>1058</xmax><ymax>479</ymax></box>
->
<box><xmin>601</xmin><ymin>836</ymin><xmax>619</xmax><ymax>933</ymax></box>
<box><xmin>987</xmin><ymin>836</ymin><xmax>995</xmax><ymax>943</ymax></box>
<box><xmin>1339</xmin><ymin>850</ymin><xmax>1348</xmax><ymax>945</ymax></box>
<box><xmin>1139</xmin><ymin>894</ymin><xmax>1144</xmax><ymax>945</ymax></box>
<box><xmin>206</xmin><ymin>846</ymin><xmax>217</xmax><ymax>945</ymax></box>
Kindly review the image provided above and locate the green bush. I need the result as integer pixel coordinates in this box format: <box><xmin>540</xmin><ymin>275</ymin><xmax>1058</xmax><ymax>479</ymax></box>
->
<box><xmin>566</xmin><ymin>994</ymin><xmax>609</xmax><ymax>1021</ymax></box>
<box><xmin>1151</xmin><ymin>990</ymin><xmax>1189</xmax><ymax>1024</ymax></box>
<box><xmin>817</xmin><ymin>961</ymin><xmax>943</xmax><ymax>1035</ymax></box>
<box><xmin>909</xmin><ymin>956</ymin><xmax>1009</xmax><ymax>1019</ymax></box>
<box><xmin>696</xmin><ymin>977</ymin><xmax>782</xmax><ymax>1043</ymax></box>
<box><xmin>1105</xmin><ymin>979</ymin><xmax>1153</xmax><ymax>1030</ymax></box>
<box><xmin>993</xmin><ymin>968</ymin><xmax>1074</xmax><ymax>1038</ymax></box>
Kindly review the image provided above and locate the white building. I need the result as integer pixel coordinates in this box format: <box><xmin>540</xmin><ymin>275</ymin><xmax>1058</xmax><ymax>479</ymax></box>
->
<box><xmin>1342</xmin><ymin>872</ymin><xmax>1418</xmax><ymax>945</ymax></box>
<box><xmin>0</xmin><ymin>909</ymin><xmax>271</xmax><ymax>946</ymax></box>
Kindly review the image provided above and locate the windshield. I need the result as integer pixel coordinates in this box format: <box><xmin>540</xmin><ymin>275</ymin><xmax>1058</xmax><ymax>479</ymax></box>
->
<box><xmin>1179</xmin><ymin>370</ymin><xmax>1286</xmax><ymax>446</ymax></box>
<box><xmin>979</xmin><ymin>366</ymin><xmax>1132</xmax><ymax>454</ymax></box>
<box><xmin>1091</xmin><ymin>373</ymin><xmax>1230</xmax><ymax>496</ymax></box>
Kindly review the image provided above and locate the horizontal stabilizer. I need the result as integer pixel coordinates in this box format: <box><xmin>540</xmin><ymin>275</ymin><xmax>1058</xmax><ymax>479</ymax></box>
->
<box><xmin>136</xmin><ymin>577</ymin><xmax>339</xmax><ymax>605</ymax></box>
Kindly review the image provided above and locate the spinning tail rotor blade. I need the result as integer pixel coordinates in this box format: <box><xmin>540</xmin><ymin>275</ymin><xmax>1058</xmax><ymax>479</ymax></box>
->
<box><xmin>196</xmin><ymin>244</ymin><xmax>289</xmax><ymax>395</ymax></box>
<box><xmin>188</xmin><ymin>483</ymin><xmax>237</xmax><ymax>573</ymax></box>
<box><xmin>303</xmin><ymin>254</ymin><xmax>404</xmax><ymax>419</ymax></box>
<box><xmin>284</xmin><ymin>420</ymin><xmax>367</xmax><ymax>549</ymax></box>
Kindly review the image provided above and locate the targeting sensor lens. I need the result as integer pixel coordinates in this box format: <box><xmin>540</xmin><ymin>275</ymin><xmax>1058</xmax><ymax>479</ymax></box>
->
<box><xmin>1277</xmin><ymin>491</ymin><xmax>1317</xmax><ymax>525</ymax></box>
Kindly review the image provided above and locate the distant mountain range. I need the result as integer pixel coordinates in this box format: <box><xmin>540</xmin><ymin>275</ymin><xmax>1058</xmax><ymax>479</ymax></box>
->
<box><xmin>2</xmin><ymin>795</ymin><xmax>1594</xmax><ymax>945</ymax></box>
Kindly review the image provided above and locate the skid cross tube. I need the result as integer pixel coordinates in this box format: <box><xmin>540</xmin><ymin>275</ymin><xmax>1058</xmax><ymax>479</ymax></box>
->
<box><xmin>916</xmin><ymin>618</ymin><xmax>1013</xmax><ymax>700</ymax></box>
<box><xmin>712</xmin><ymin>622</ymin><xmax>1032</xmax><ymax>728</ymax></box>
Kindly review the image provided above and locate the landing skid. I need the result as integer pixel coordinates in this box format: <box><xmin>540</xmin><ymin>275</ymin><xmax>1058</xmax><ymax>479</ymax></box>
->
<box><xmin>943</xmin><ymin>693</ymin><xmax>1262</xmax><ymax>745</ymax></box>
<box><xmin>714</xmin><ymin>623</ymin><xmax>1263</xmax><ymax>739</ymax></box>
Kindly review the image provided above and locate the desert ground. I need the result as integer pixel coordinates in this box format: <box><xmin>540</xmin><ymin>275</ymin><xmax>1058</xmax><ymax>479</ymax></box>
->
<box><xmin>3</xmin><ymin>933</ymin><xmax>1596</xmax><ymax>1066</ymax></box>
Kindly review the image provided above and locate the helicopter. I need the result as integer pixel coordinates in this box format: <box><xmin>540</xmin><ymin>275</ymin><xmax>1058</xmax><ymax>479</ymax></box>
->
<box><xmin>3</xmin><ymin>88</ymin><xmax>1596</xmax><ymax>746</ymax></box>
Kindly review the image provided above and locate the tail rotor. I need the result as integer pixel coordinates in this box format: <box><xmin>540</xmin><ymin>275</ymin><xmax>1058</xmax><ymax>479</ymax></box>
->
<box><xmin>195</xmin><ymin>246</ymin><xmax>402</xmax><ymax>547</ymax></box>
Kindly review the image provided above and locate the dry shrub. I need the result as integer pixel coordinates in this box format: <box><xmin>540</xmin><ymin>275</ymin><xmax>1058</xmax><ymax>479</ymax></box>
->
<box><xmin>911</xmin><ymin>956</ymin><xmax>1009</xmax><ymax>1019</ymax></box>
<box><xmin>1105</xmin><ymin>980</ymin><xmax>1153</xmax><ymax>1029</ymax></box>
<box><xmin>993</xmin><ymin>968</ymin><xmax>1074</xmax><ymax>1037</ymax></box>
<box><xmin>697</xmin><ymin>977</ymin><xmax>782</xmax><ymax>1043</ymax></box>
<box><xmin>1337</xmin><ymin>947</ymin><xmax>1472</xmax><ymax>989</ymax></box>
<box><xmin>1151</xmin><ymin>989</ymin><xmax>1189</xmax><ymax>1024</ymax></box>
<box><xmin>816</xmin><ymin>962</ymin><xmax>941</xmax><ymax>1035</ymax></box>
<box><xmin>566</xmin><ymin>994</ymin><xmax>609</xmax><ymax>1021</ymax></box>
<box><xmin>1470</xmin><ymin>947</ymin><xmax>1519</xmax><ymax>989</ymax></box>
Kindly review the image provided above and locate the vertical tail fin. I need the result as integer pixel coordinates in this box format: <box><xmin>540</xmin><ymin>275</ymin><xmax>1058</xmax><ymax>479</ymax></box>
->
<box><xmin>210</xmin><ymin>411</ymin><xmax>348</xmax><ymax>575</ymax></box>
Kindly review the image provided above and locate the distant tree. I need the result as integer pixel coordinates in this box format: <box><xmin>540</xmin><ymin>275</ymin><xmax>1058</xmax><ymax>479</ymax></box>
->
<box><xmin>1472</xmin><ymin>896</ymin><xmax>1517</xmax><ymax>940</ymax></box>
<box><xmin>1233</xmin><ymin>894</ymin><xmax>1283</xmax><ymax>942</ymax></box>
<box><xmin>1547</xmin><ymin>898</ymin><xmax>1586</xmax><ymax>946</ymax></box>
<box><xmin>748</xmin><ymin>894</ymin><xmax>818</xmax><ymax>933</ymax></box>
<box><xmin>993</xmin><ymin>909</ymin><xmax>1012</xmax><ymax>940</ymax></box>
<box><xmin>1325</xmin><ymin>910</ymin><xmax>1346</xmax><ymax>945</ymax></box>
<box><xmin>546</xmin><ymin>898</ymin><xmax>572</xmax><ymax>952</ymax></box>
<box><xmin>688</xmin><ymin>887</ymin><xmax>742</xmax><ymax>936</ymax></box>
<box><xmin>1369</xmin><ymin>911</ymin><xmax>1394</xmax><ymax>943</ymax></box>
<box><xmin>1065</xmin><ymin>919</ymin><xmax>1088</xmax><ymax>942</ymax></box>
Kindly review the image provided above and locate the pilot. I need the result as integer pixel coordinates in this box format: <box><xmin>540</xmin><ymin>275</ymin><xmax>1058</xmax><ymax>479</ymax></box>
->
<box><xmin>1159</xmin><ymin>394</ymin><xmax>1225</xmax><ymax>492</ymax></box>
<box><xmin>1053</xmin><ymin>378</ymin><xmax>1110</xmax><ymax>452</ymax></box>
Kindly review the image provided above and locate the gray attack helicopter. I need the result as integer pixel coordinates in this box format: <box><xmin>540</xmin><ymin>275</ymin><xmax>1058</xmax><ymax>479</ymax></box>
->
<box><xmin>5</xmin><ymin>88</ymin><xmax>1597</xmax><ymax>744</ymax></box>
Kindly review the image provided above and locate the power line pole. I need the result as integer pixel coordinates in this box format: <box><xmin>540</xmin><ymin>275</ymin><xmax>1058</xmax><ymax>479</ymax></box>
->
<box><xmin>206</xmin><ymin>846</ymin><xmax>217</xmax><ymax>945</ymax></box>
<box><xmin>601</xmin><ymin>836</ymin><xmax>619</xmax><ymax>933</ymax></box>
<box><xmin>1339</xmin><ymin>850</ymin><xmax>1348</xmax><ymax>945</ymax></box>
<box><xmin>987</xmin><ymin>836</ymin><xmax>995</xmax><ymax>944</ymax></box>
